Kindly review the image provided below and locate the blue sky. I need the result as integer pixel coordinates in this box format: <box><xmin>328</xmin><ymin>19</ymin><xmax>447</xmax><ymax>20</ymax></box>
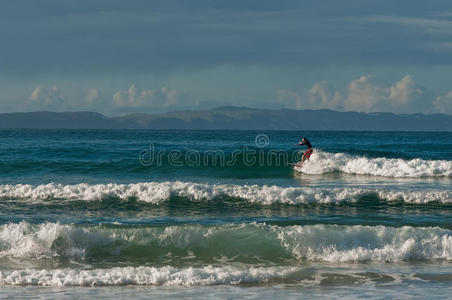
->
<box><xmin>0</xmin><ymin>0</ymin><xmax>451</xmax><ymax>115</ymax></box>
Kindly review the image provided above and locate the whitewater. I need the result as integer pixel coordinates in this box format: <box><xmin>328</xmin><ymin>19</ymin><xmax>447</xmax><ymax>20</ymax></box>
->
<box><xmin>0</xmin><ymin>222</ymin><xmax>451</xmax><ymax>263</ymax></box>
<box><xmin>296</xmin><ymin>150</ymin><xmax>452</xmax><ymax>177</ymax></box>
<box><xmin>0</xmin><ymin>181</ymin><xmax>450</xmax><ymax>204</ymax></box>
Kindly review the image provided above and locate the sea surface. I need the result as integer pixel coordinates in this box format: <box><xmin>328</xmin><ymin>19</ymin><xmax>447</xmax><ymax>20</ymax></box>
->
<box><xmin>0</xmin><ymin>130</ymin><xmax>451</xmax><ymax>299</ymax></box>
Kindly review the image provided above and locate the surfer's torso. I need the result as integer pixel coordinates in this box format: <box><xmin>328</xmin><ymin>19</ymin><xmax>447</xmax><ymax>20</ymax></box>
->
<box><xmin>300</xmin><ymin>139</ymin><xmax>312</xmax><ymax>149</ymax></box>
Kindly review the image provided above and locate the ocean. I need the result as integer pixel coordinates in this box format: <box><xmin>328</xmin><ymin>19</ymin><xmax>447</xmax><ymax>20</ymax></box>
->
<box><xmin>0</xmin><ymin>129</ymin><xmax>450</xmax><ymax>299</ymax></box>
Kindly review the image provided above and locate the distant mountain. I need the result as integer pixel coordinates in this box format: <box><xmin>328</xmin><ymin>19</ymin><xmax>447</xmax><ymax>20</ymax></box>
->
<box><xmin>0</xmin><ymin>111</ymin><xmax>118</xmax><ymax>129</ymax></box>
<box><xmin>0</xmin><ymin>107</ymin><xmax>451</xmax><ymax>131</ymax></box>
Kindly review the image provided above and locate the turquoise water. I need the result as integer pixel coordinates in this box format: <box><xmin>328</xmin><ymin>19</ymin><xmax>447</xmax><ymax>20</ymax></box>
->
<box><xmin>0</xmin><ymin>130</ymin><xmax>451</xmax><ymax>299</ymax></box>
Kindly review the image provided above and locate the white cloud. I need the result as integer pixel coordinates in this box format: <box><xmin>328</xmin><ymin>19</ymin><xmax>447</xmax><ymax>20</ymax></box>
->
<box><xmin>113</xmin><ymin>84</ymin><xmax>180</xmax><ymax>108</ymax></box>
<box><xmin>28</xmin><ymin>86</ymin><xmax>42</xmax><ymax>102</ymax></box>
<box><xmin>277</xmin><ymin>82</ymin><xmax>343</xmax><ymax>110</ymax></box>
<box><xmin>86</xmin><ymin>88</ymin><xmax>100</xmax><ymax>103</ymax></box>
<box><xmin>433</xmin><ymin>92</ymin><xmax>452</xmax><ymax>114</ymax></box>
<box><xmin>389</xmin><ymin>75</ymin><xmax>417</xmax><ymax>105</ymax></box>
<box><xmin>277</xmin><ymin>74</ymin><xmax>437</xmax><ymax>114</ymax></box>
<box><xmin>352</xmin><ymin>15</ymin><xmax>452</xmax><ymax>35</ymax></box>
<box><xmin>388</xmin><ymin>75</ymin><xmax>430</xmax><ymax>113</ymax></box>
<box><xmin>308</xmin><ymin>82</ymin><xmax>343</xmax><ymax>110</ymax></box>
<box><xmin>27</xmin><ymin>85</ymin><xmax>64</xmax><ymax>109</ymax></box>
<box><xmin>277</xmin><ymin>89</ymin><xmax>303</xmax><ymax>109</ymax></box>
<box><xmin>344</xmin><ymin>75</ymin><xmax>388</xmax><ymax>112</ymax></box>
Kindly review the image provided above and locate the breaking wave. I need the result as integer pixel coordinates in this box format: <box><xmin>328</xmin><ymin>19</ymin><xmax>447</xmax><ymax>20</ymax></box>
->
<box><xmin>0</xmin><ymin>182</ymin><xmax>449</xmax><ymax>205</ymax></box>
<box><xmin>3</xmin><ymin>264</ymin><xmax>452</xmax><ymax>287</ymax></box>
<box><xmin>0</xmin><ymin>265</ymin><xmax>300</xmax><ymax>287</ymax></box>
<box><xmin>295</xmin><ymin>150</ymin><xmax>452</xmax><ymax>177</ymax></box>
<box><xmin>0</xmin><ymin>222</ymin><xmax>450</xmax><ymax>264</ymax></box>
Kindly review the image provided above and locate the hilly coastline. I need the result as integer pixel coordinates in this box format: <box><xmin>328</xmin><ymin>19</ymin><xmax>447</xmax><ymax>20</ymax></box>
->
<box><xmin>0</xmin><ymin>107</ymin><xmax>450</xmax><ymax>131</ymax></box>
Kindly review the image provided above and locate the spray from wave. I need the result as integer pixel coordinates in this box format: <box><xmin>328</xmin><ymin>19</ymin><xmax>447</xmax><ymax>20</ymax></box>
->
<box><xmin>296</xmin><ymin>150</ymin><xmax>452</xmax><ymax>177</ymax></box>
<box><xmin>0</xmin><ymin>265</ymin><xmax>302</xmax><ymax>287</ymax></box>
<box><xmin>1</xmin><ymin>222</ymin><xmax>450</xmax><ymax>263</ymax></box>
<box><xmin>0</xmin><ymin>182</ymin><xmax>449</xmax><ymax>205</ymax></box>
<box><xmin>3</xmin><ymin>264</ymin><xmax>452</xmax><ymax>287</ymax></box>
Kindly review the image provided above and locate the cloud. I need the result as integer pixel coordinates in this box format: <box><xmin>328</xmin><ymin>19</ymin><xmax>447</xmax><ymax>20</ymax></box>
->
<box><xmin>389</xmin><ymin>75</ymin><xmax>417</xmax><ymax>105</ymax></box>
<box><xmin>277</xmin><ymin>89</ymin><xmax>303</xmax><ymax>109</ymax></box>
<box><xmin>433</xmin><ymin>92</ymin><xmax>452</xmax><ymax>114</ymax></box>
<box><xmin>86</xmin><ymin>88</ymin><xmax>100</xmax><ymax>103</ymax></box>
<box><xmin>112</xmin><ymin>84</ymin><xmax>181</xmax><ymax>108</ymax></box>
<box><xmin>343</xmin><ymin>75</ymin><xmax>387</xmax><ymax>112</ymax></box>
<box><xmin>277</xmin><ymin>74</ymin><xmax>438</xmax><ymax>114</ymax></box>
<box><xmin>308</xmin><ymin>82</ymin><xmax>343</xmax><ymax>110</ymax></box>
<box><xmin>20</xmin><ymin>74</ymin><xmax>448</xmax><ymax>115</ymax></box>
<box><xmin>5</xmin><ymin>0</ymin><xmax>452</xmax><ymax>74</ymax></box>
<box><xmin>361</xmin><ymin>15</ymin><xmax>452</xmax><ymax>35</ymax></box>
<box><xmin>27</xmin><ymin>85</ymin><xmax>64</xmax><ymax>109</ymax></box>
<box><xmin>388</xmin><ymin>75</ymin><xmax>431</xmax><ymax>113</ymax></box>
<box><xmin>278</xmin><ymin>82</ymin><xmax>343</xmax><ymax>110</ymax></box>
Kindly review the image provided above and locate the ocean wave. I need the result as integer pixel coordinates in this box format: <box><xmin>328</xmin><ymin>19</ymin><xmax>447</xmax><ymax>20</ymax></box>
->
<box><xmin>275</xmin><ymin>224</ymin><xmax>452</xmax><ymax>263</ymax></box>
<box><xmin>295</xmin><ymin>150</ymin><xmax>452</xmax><ymax>177</ymax></box>
<box><xmin>1</xmin><ymin>222</ymin><xmax>451</xmax><ymax>263</ymax></box>
<box><xmin>0</xmin><ymin>265</ymin><xmax>300</xmax><ymax>287</ymax></box>
<box><xmin>0</xmin><ymin>182</ymin><xmax>449</xmax><ymax>205</ymax></box>
<box><xmin>3</xmin><ymin>265</ymin><xmax>452</xmax><ymax>287</ymax></box>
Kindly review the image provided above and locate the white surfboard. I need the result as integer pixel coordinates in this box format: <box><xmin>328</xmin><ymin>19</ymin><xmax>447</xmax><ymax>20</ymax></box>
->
<box><xmin>288</xmin><ymin>162</ymin><xmax>303</xmax><ymax>167</ymax></box>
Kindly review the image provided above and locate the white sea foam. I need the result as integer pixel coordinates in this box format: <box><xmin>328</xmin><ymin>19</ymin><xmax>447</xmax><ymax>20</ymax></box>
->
<box><xmin>0</xmin><ymin>182</ymin><xmax>449</xmax><ymax>204</ymax></box>
<box><xmin>0</xmin><ymin>222</ymin><xmax>103</xmax><ymax>259</ymax></box>
<box><xmin>0</xmin><ymin>265</ymin><xmax>299</xmax><ymax>286</ymax></box>
<box><xmin>295</xmin><ymin>150</ymin><xmax>452</xmax><ymax>177</ymax></box>
<box><xmin>0</xmin><ymin>222</ymin><xmax>451</xmax><ymax>263</ymax></box>
<box><xmin>0</xmin><ymin>222</ymin><xmax>277</xmax><ymax>260</ymax></box>
<box><xmin>2</xmin><ymin>264</ymin><xmax>451</xmax><ymax>288</ymax></box>
<box><xmin>274</xmin><ymin>224</ymin><xmax>452</xmax><ymax>263</ymax></box>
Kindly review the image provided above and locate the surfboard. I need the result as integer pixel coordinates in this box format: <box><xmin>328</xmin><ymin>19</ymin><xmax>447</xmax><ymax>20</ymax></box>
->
<box><xmin>288</xmin><ymin>162</ymin><xmax>303</xmax><ymax>167</ymax></box>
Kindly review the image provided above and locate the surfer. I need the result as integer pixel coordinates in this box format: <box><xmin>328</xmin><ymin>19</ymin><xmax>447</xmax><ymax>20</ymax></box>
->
<box><xmin>298</xmin><ymin>137</ymin><xmax>313</xmax><ymax>165</ymax></box>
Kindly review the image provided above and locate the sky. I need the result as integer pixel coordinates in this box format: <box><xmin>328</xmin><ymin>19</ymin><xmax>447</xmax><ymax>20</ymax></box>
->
<box><xmin>0</xmin><ymin>0</ymin><xmax>451</xmax><ymax>115</ymax></box>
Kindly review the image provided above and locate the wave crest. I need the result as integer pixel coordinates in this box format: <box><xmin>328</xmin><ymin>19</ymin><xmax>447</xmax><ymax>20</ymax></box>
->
<box><xmin>0</xmin><ymin>265</ymin><xmax>299</xmax><ymax>287</ymax></box>
<box><xmin>0</xmin><ymin>182</ymin><xmax>449</xmax><ymax>205</ymax></box>
<box><xmin>1</xmin><ymin>222</ymin><xmax>451</xmax><ymax>263</ymax></box>
<box><xmin>296</xmin><ymin>150</ymin><xmax>452</xmax><ymax>177</ymax></box>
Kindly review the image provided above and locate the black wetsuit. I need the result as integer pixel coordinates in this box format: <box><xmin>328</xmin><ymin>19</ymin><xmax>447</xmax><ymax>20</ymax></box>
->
<box><xmin>300</xmin><ymin>139</ymin><xmax>312</xmax><ymax>149</ymax></box>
